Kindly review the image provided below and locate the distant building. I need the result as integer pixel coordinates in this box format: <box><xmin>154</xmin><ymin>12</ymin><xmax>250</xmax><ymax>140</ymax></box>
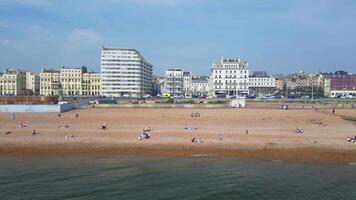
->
<box><xmin>327</xmin><ymin>74</ymin><xmax>356</xmax><ymax>97</ymax></box>
<box><xmin>152</xmin><ymin>76</ymin><xmax>162</xmax><ymax>96</ymax></box>
<box><xmin>39</xmin><ymin>66</ymin><xmax>101</xmax><ymax>96</ymax></box>
<box><xmin>284</xmin><ymin>72</ymin><xmax>324</xmax><ymax>98</ymax></box>
<box><xmin>39</xmin><ymin>69</ymin><xmax>61</xmax><ymax>96</ymax></box>
<box><xmin>25</xmin><ymin>72</ymin><xmax>40</xmax><ymax>95</ymax></box>
<box><xmin>248</xmin><ymin>76</ymin><xmax>276</xmax><ymax>97</ymax></box>
<box><xmin>210</xmin><ymin>57</ymin><xmax>249</xmax><ymax>98</ymax></box>
<box><xmin>0</xmin><ymin>69</ymin><xmax>27</xmax><ymax>96</ymax></box>
<box><xmin>191</xmin><ymin>75</ymin><xmax>209</xmax><ymax>97</ymax></box>
<box><xmin>183</xmin><ymin>72</ymin><xmax>192</xmax><ymax>97</ymax></box>
<box><xmin>100</xmin><ymin>47</ymin><xmax>153</xmax><ymax>97</ymax></box>
<box><xmin>163</xmin><ymin>69</ymin><xmax>184</xmax><ymax>97</ymax></box>
<box><xmin>252</xmin><ymin>71</ymin><xmax>268</xmax><ymax>77</ymax></box>
<box><xmin>275</xmin><ymin>79</ymin><xmax>285</xmax><ymax>91</ymax></box>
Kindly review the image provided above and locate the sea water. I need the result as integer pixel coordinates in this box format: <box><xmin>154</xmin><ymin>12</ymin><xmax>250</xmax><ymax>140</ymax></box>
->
<box><xmin>0</xmin><ymin>156</ymin><xmax>355</xmax><ymax>200</ymax></box>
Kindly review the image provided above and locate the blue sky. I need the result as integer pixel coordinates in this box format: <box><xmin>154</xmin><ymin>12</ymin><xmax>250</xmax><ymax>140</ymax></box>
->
<box><xmin>0</xmin><ymin>0</ymin><xmax>356</xmax><ymax>75</ymax></box>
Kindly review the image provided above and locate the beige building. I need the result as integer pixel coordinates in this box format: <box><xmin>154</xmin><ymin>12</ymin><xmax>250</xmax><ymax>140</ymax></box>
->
<box><xmin>82</xmin><ymin>72</ymin><xmax>101</xmax><ymax>96</ymax></box>
<box><xmin>0</xmin><ymin>69</ymin><xmax>27</xmax><ymax>95</ymax></box>
<box><xmin>40</xmin><ymin>66</ymin><xmax>101</xmax><ymax>96</ymax></box>
<box><xmin>275</xmin><ymin>79</ymin><xmax>285</xmax><ymax>91</ymax></box>
<box><xmin>40</xmin><ymin>69</ymin><xmax>61</xmax><ymax>96</ymax></box>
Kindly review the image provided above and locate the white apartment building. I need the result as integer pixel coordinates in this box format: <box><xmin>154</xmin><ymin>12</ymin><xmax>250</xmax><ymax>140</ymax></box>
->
<box><xmin>163</xmin><ymin>69</ymin><xmax>184</xmax><ymax>97</ymax></box>
<box><xmin>210</xmin><ymin>57</ymin><xmax>249</xmax><ymax>97</ymax></box>
<box><xmin>101</xmin><ymin>47</ymin><xmax>153</xmax><ymax>97</ymax></box>
<box><xmin>248</xmin><ymin>76</ymin><xmax>276</xmax><ymax>97</ymax></box>
<box><xmin>183</xmin><ymin>72</ymin><xmax>192</xmax><ymax>97</ymax></box>
<box><xmin>191</xmin><ymin>75</ymin><xmax>209</xmax><ymax>97</ymax></box>
<box><xmin>26</xmin><ymin>72</ymin><xmax>40</xmax><ymax>95</ymax></box>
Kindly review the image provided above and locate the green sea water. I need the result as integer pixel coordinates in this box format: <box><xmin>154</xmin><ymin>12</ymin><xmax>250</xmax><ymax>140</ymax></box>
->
<box><xmin>0</xmin><ymin>156</ymin><xmax>355</xmax><ymax>200</ymax></box>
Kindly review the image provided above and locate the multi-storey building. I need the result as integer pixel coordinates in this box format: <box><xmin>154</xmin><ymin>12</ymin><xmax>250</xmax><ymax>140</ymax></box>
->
<box><xmin>326</xmin><ymin>74</ymin><xmax>356</xmax><ymax>97</ymax></box>
<box><xmin>0</xmin><ymin>69</ymin><xmax>27</xmax><ymax>95</ymax></box>
<box><xmin>162</xmin><ymin>69</ymin><xmax>184</xmax><ymax>97</ymax></box>
<box><xmin>40</xmin><ymin>66</ymin><xmax>101</xmax><ymax>96</ymax></box>
<box><xmin>101</xmin><ymin>47</ymin><xmax>153</xmax><ymax>97</ymax></box>
<box><xmin>183</xmin><ymin>72</ymin><xmax>192</xmax><ymax>97</ymax></box>
<box><xmin>39</xmin><ymin>69</ymin><xmax>61</xmax><ymax>96</ymax></box>
<box><xmin>284</xmin><ymin>72</ymin><xmax>324</xmax><ymax>98</ymax></box>
<box><xmin>25</xmin><ymin>72</ymin><xmax>40</xmax><ymax>95</ymax></box>
<box><xmin>210</xmin><ymin>57</ymin><xmax>249</xmax><ymax>97</ymax></box>
<box><xmin>248</xmin><ymin>75</ymin><xmax>276</xmax><ymax>97</ymax></box>
<box><xmin>152</xmin><ymin>76</ymin><xmax>163</xmax><ymax>96</ymax></box>
<box><xmin>191</xmin><ymin>75</ymin><xmax>209</xmax><ymax>97</ymax></box>
<box><xmin>275</xmin><ymin>79</ymin><xmax>285</xmax><ymax>91</ymax></box>
<box><xmin>82</xmin><ymin>72</ymin><xmax>101</xmax><ymax>96</ymax></box>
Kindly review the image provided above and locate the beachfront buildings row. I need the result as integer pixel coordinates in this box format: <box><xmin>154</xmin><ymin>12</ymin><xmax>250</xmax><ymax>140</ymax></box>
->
<box><xmin>100</xmin><ymin>47</ymin><xmax>153</xmax><ymax>97</ymax></box>
<box><xmin>159</xmin><ymin>69</ymin><xmax>210</xmax><ymax>98</ymax></box>
<box><xmin>159</xmin><ymin>57</ymin><xmax>277</xmax><ymax>98</ymax></box>
<box><xmin>0</xmin><ymin>69</ymin><xmax>40</xmax><ymax>96</ymax></box>
<box><xmin>39</xmin><ymin>66</ymin><xmax>101</xmax><ymax>96</ymax></box>
<box><xmin>2</xmin><ymin>46</ymin><xmax>355</xmax><ymax>98</ymax></box>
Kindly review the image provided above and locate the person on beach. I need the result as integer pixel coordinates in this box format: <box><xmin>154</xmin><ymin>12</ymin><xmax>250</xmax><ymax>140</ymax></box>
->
<box><xmin>4</xmin><ymin>130</ymin><xmax>12</xmax><ymax>135</ymax></box>
<box><xmin>32</xmin><ymin>130</ymin><xmax>38</xmax><ymax>136</ymax></box>
<box><xmin>58</xmin><ymin>113</ymin><xmax>61</xmax><ymax>117</ymax></box>
<box><xmin>332</xmin><ymin>108</ymin><xmax>335</xmax><ymax>115</ymax></box>
<box><xmin>245</xmin><ymin>129</ymin><xmax>249</xmax><ymax>135</ymax></box>
<box><xmin>101</xmin><ymin>122</ymin><xmax>107</xmax><ymax>130</ymax></box>
<box><xmin>11</xmin><ymin>113</ymin><xmax>15</xmax><ymax>120</ymax></box>
<box><xmin>76</xmin><ymin>113</ymin><xmax>79</xmax><ymax>118</ymax></box>
<box><xmin>219</xmin><ymin>134</ymin><xmax>222</xmax><ymax>142</ymax></box>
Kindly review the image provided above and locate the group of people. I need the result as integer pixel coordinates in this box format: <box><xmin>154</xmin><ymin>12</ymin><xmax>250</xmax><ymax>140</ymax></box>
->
<box><xmin>18</xmin><ymin>122</ymin><xmax>27</xmax><ymax>128</ymax></box>
<box><xmin>191</xmin><ymin>137</ymin><xmax>203</xmax><ymax>143</ymax></box>
<box><xmin>139</xmin><ymin>127</ymin><xmax>152</xmax><ymax>140</ymax></box>
<box><xmin>295</xmin><ymin>128</ymin><xmax>304</xmax><ymax>134</ymax></box>
<box><xmin>191</xmin><ymin>112</ymin><xmax>201</xmax><ymax>117</ymax></box>
<box><xmin>347</xmin><ymin>136</ymin><xmax>356</xmax><ymax>143</ymax></box>
<box><xmin>59</xmin><ymin>124</ymin><xmax>70</xmax><ymax>129</ymax></box>
<box><xmin>65</xmin><ymin>134</ymin><xmax>75</xmax><ymax>139</ymax></box>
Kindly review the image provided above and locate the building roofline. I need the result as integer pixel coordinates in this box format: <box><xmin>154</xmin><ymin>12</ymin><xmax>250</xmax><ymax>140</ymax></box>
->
<box><xmin>102</xmin><ymin>47</ymin><xmax>139</xmax><ymax>52</ymax></box>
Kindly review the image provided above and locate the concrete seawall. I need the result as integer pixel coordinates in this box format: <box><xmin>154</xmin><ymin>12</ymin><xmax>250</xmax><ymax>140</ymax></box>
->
<box><xmin>95</xmin><ymin>104</ymin><xmax>230</xmax><ymax>109</ymax></box>
<box><xmin>94</xmin><ymin>102</ymin><xmax>355</xmax><ymax>109</ymax></box>
<box><xmin>0</xmin><ymin>103</ymin><xmax>74</xmax><ymax>112</ymax></box>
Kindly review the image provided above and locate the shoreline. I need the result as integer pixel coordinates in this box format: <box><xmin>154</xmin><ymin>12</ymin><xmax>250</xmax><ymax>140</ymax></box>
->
<box><xmin>1</xmin><ymin>143</ymin><xmax>356</xmax><ymax>165</ymax></box>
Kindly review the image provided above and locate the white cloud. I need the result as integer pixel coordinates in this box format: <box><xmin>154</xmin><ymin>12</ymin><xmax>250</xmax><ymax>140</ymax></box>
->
<box><xmin>123</xmin><ymin>0</ymin><xmax>204</xmax><ymax>7</ymax></box>
<box><xmin>11</xmin><ymin>0</ymin><xmax>50</xmax><ymax>7</ymax></box>
<box><xmin>28</xmin><ymin>25</ymin><xmax>55</xmax><ymax>41</ymax></box>
<box><xmin>67</xmin><ymin>28</ymin><xmax>100</xmax><ymax>45</ymax></box>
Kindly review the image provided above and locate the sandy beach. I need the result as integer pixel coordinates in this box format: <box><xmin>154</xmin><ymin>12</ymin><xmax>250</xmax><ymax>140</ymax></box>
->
<box><xmin>1</xmin><ymin>107</ymin><xmax>356</xmax><ymax>164</ymax></box>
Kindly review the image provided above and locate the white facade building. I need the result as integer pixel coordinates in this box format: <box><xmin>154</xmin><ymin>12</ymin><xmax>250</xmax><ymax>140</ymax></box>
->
<box><xmin>183</xmin><ymin>72</ymin><xmax>192</xmax><ymax>97</ymax></box>
<box><xmin>248</xmin><ymin>76</ymin><xmax>276</xmax><ymax>97</ymax></box>
<box><xmin>210</xmin><ymin>57</ymin><xmax>249</xmax><ymax>97</ymax></box>
<box><xmin>191</xmin><ymin>75</ymin><xmax>209</xmax><ymax>97</ymax></box>
<box><xmin>248</xmin><ymin>77</ymin><xmax>276</xmax><ymax>88</ymax></box>
<box><xmin>25</xmin><ymin>72</ymin><xmax>40</xmax><ymax>95</ymax></box>
<box><xmin>101</xmin><ymin>47</ymin><xmax>153</xmax><ymax>97</ymax></box>
<box><xmin>163</xmin><ymin>69</ymin><xmax>184</xmax><ymax>97</ymax></box>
